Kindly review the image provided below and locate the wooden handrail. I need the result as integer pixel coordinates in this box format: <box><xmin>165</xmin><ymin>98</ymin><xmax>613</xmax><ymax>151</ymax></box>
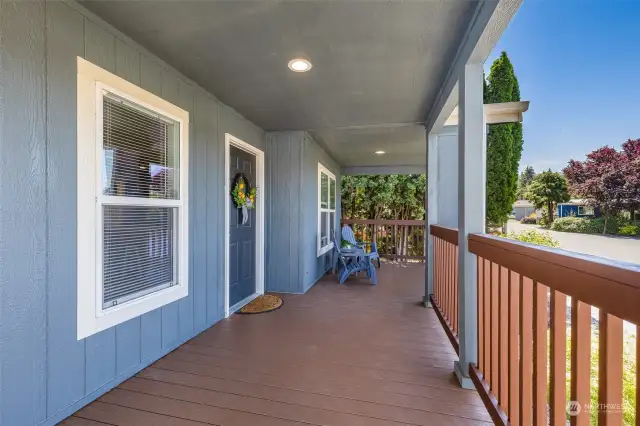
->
<box><xmin>467</xmin><ymin>232</ymin><xmax>640</xmax><ymax>426</ymax></box>
<box><xmin>427</xmin><ymin>228</ymin><xmax>640</xmax><ymax>425</ymax></box>
<box><xmin>430</xmin><ymin>224</ymin><xmax>459</xmax><ymax>246</ymax></box>
<box><xmin>341</xmin><ymin>219</ymin><xmax>425</xmax><ymax>226</ymax></box>
<box><xmin>468</xmin><ymin>233</ymin><xmax>640</xmax><ymax>325</ymax></box>
<box><xmin>430</xmin><ymin>225</ymin><xmax>460</xmax><ymax>353</ymax></box>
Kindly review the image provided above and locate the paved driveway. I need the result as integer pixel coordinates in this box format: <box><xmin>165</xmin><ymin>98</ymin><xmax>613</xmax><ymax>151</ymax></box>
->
<box><xmin>506</xmin><ymin>220</ymin><xmax>640</xmax><ymax>265</ymax></box>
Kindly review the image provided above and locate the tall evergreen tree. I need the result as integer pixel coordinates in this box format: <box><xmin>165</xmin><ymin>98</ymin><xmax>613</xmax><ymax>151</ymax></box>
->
<box><xmin>517</xmin><ymin>166</ymin><xmax>536</xmax><ymax>199</ymax></box>
<box><xmin>484</xmin><ymin>52</ymin><xmax>523</xmax><ymax>227</ymax></box>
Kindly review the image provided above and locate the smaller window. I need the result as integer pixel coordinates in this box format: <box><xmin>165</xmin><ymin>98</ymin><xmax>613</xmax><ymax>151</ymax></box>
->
<box><xmin>317</xmin><ymin>163</ymin><xmax>336</xmax><ymax>256</ymax></box>
<box><xmin>578</xmin><ymin>205</ymin><xmax>594</xmax><ymax>216</ymax></box>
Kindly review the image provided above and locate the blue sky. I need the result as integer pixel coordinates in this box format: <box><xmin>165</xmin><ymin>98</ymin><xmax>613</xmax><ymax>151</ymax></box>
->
<box><xmin>485</xmin><ymin>0</ymin><xmax>640</xmax><ymax>173</ymax></box>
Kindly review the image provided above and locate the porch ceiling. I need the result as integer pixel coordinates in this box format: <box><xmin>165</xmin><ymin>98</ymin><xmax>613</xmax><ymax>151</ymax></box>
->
<box><xmin>81</xmin><ymin>0</ymin><xmax>497</xmax><ymax>170</ymax></box>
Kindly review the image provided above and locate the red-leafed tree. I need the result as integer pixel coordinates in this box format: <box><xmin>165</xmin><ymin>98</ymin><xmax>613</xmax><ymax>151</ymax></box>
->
<box><xmin>563</xmin><ymin>141</ymin><xmax>640</xmax><ymax>233</ymax></box>
<box><xmin>563</xmin><ymin>147</ymin><xmax>627</xmax><ymax>233</ymax></box>
<box><xmin>621</xmin><ymin>139</ymin><xmax>640</xmax><ymax>214</ymax></box>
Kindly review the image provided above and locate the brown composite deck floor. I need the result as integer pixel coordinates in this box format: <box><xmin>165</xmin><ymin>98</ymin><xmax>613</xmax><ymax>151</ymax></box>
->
<box><xmin>64</xmin><ymin>263</ymin><xmax>491</xmax><ymax>426</ymax></box>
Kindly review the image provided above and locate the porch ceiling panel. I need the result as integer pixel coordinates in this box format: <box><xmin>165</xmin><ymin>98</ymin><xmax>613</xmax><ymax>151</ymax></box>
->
<box><xmin>82</xmin><ymin>0</ymin><xmax>479</xmax><ymax>168</ymax></box>
<box><xmin>310</xmin><ymin>125</ymin><xmax>426</xmax><ymax>168</ymax></box>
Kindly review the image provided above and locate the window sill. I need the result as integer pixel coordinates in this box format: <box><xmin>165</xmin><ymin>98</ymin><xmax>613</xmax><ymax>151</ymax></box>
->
<box><xmin>317</xmin><ymin>242</ymin><xmax>334</xmax><ymax>258</ymax></box>
<box><xmin>78</xmin><ymin>282</ymin><xmax>188</xmax><ymax>340</ymax></box>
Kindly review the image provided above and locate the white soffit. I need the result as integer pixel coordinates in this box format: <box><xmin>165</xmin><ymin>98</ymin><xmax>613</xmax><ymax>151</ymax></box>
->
<box><xmin>444</xmin><ymin>101</ymin><xmax>530</xmax><ymax>126</ymax></box>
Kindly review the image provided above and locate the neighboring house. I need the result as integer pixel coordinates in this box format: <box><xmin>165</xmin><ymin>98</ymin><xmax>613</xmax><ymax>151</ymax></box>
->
<box><xmin>557</xmin><ymin>199</ymin><xmax>599</xmax><ymax>218</ymax></box>
<box><xmin>512</xmin><ymin>199</ymin><xmax>536</xmax><ymax>220</ymax></box>
<box><xmin>0</xmin><ymin>1</ymin><xmax>532</xmax><ymax>425</ymax></box>
<box><xmin>623</xmin><ymin>210</ymin><xmax>640</xmax><ymax>223</ymax></box>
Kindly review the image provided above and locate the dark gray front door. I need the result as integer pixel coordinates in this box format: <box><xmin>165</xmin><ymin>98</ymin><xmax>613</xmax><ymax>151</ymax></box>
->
<box><xmin>229</xmin><ymin>145</ymin><xmax>257</xmax><ymax>308</ymax></box>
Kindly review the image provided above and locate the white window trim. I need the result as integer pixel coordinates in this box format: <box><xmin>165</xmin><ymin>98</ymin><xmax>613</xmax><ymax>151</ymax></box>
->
<box><xmin>317</xmin><ymin>163</ymin><xmax>336</xmax><ymax>257</ymax></box>
<box><xmin>77</xmin><ymin>57</ymin><xmax>189</xmax><ymax>340</ymax></box>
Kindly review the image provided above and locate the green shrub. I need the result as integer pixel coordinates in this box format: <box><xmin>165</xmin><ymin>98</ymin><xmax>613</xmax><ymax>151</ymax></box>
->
<box><xmin>551</xmin><ymin>216</ymin><xmax>629</xmax><ymax>234</ymax></box>
<box><xmin>619</xmin><ymin>224</ymin><xmax>640</xmax><ymax>236</ymax></box>
<box><xmin>501</xmin><ymin>229</ymin><xmax>560</xmax><ymax>248</ymax></box>
<box><xmin>551</xmin><ymin>217</ymin><xmax>601</xmax><ymax>233</ymax></box>
<box><xmin>539</xmin><ymin>209</ymin><xmax>551</xmax><ymax>227</ymax></box>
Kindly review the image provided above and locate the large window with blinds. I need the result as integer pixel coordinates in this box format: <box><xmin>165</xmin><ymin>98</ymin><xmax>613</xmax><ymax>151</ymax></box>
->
<box><xmin>317</xmin><ymin>163</ymin><xmax>336</xmax><ymax>256</ymax></box>
<box><xmin>77</xmin><ymin>57</ymin><xmax>189</xmax><ymax>339</ymax></box>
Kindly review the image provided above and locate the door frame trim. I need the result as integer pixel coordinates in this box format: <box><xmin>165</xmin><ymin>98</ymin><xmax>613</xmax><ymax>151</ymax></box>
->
<box><xmin>224</xmin><ymin>133</ymin><xmax>265</xmax><ymax>318</ymax></box>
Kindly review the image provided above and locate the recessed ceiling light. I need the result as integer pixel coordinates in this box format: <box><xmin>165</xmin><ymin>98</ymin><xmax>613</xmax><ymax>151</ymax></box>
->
<box><xmin>375</xmin><ymin>150</ymin><xmax>386</xmax><ymax>155</ymax></box>
<box><xmin>288</xmin><ymin>58</ymin><xmax>312</xmax><ymax>72</ymax></box>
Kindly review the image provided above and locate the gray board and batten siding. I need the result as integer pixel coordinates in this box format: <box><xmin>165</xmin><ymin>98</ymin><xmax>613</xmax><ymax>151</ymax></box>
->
<box><xmin>0</xmin><ymin>1</ymin><xmax>342</xmax><ymax>424</ymax></box>
<box><xmin>0</xmin><ymin>1</ymin><xmax>264</xmax><ymax>425</ymax></box>
<box><xmin>265</xmin><ymin>131</ymin><xmax>341</xmax><ymax>295</ymax></box>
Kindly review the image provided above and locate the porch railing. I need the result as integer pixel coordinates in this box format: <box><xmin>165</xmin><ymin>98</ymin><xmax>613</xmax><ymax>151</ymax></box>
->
<box><xmin>431</xmin><ymin>228</ymin><xmax>640</xmax><ymax>426</ymax></box>
<box><xmin>340</xmin><ymin>219</ymin><xmax>425</xmax><ymax>261</ymax></box>
<box><xmin>429</xmin><ymin>225</ymin><xmax>459</xmax><ymax>353</ymax></box>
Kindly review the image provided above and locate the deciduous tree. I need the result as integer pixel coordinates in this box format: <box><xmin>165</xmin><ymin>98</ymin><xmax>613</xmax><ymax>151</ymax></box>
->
<box><xmin>621</xmin><ymin>139</ymin><xmax>640</xmax><ymax>215</ymax></box>
<box><xmin>524</xmin><ymin>170</ymin><xmax>570</xmax><ymax>224</ymax></box>
<box><xmin>563</xmin><ymin>146</ymin><xmax>630</xmax><ymax>233</ymax></box>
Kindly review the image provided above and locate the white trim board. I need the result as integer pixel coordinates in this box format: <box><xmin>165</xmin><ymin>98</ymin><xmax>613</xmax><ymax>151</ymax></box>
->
<box><xmin>76</xmin><ymin>57</ymin><xmax>190</xmax><ymax>340</ymax></box>
<box><xmin>228</xmin><ymin>293</ymin><xmax>261</xmax><ymax>315</ymax></box>
<box><xmin>317</xmin><ymin>162</ymin><xmax>337</xmax><ymax>257</ymax></box>
<box><xmin>224</xmin><ymin>134</ymin><xmax>265</xmax><ymax>318</ymax></box>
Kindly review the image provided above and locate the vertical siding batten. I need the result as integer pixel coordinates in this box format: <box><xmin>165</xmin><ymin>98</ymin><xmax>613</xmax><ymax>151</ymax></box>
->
<box><xmin>191</xmin><ymin>89</ymin><xmax>207</xmax><ymax>332</ymax></box>
<box><xmin>83</xmin><ymin>17</ymin><xmax>118</xmax><ymax>394</ymax></box>
<box><xmin>205</xmin><ymin>94</ymin><xmax>220</xmax><ymax>327</ymax></box>
<box><xmin>177</xmin><ymin>78</ymin><xmax>195</xmax><ymax>338</ymax></box>
<box><xmin>0</xmin><ymin>1</ymin><xmax>48</xmax><ymax>424</ymax></box>
<box><xmin>45</xmin><ymin>0</ymin><xmax>86</xmax><ymax>416</ymax></box>
<box><xmin>291</xmin><ymin>133</ymin><xmax>301</xmax><ymax>291</ymax></box>
<box><xmin>216</xmin><ymin>103</ymin><xmax>225</xmax><ymax>316</ymax></box>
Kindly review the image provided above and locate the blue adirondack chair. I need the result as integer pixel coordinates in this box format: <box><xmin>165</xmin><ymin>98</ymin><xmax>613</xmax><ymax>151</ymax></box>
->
<box><xmin>341</xmin><ymin>225</ymin><xmax>381</xmax><ymax>268</ymax></box>
<box><xmin>332</xmin><ymin>237</ymin><xmax>377</xmax><ymax>285</ymax></box>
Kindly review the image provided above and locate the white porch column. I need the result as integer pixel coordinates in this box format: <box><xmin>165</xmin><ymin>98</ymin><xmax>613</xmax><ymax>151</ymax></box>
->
<box><xmin>424</xmin><ymin>128</ymin><xmax>459</xmax><ymax>304</ymax></box>
<box><xmin>424</xmin><ymin>133</ymin><xmax>438</xmax><ymax>306</ymax></box>
<box><xmin>454</xmin><ymin>62</ymin><xmax>485</xmax><ymax>388</ymax></box>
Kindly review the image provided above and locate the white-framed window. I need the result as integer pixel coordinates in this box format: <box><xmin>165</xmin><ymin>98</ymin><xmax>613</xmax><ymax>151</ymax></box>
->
<box><xmin>317</xmin><ymin>163</ymin><xmax>336</xmax><ymax>257</ymax></box>
<box><xmin>77</xmin><ymin>57</ymin><xmax>189</xmax><ymax>340</ymax></box>
<box><xmin>578</xmin><ymin>205</ymin><xmax>594</xmax><ymax>216</ymax></box>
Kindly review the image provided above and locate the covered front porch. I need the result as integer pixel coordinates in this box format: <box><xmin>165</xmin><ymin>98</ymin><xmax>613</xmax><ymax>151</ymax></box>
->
<box><xmin>0</xmin><ymin>0</ymin><xmax>542</xmax><ymax>425</ymax></box>
<box><xmin>65</xmin><ymin>264</ymin><xmax>492</xmax><ymax>426</ymax></box>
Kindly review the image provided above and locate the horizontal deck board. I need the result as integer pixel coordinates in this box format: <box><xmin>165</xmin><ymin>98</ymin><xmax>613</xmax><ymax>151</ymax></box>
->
<box><xmin>139</xmin><ymin>367</ymin><xmax>491</xmax><ymax>422</ymax></box>
<box><xmin>70</xmin><ymin>263</ymin><xmax>489</xmax><ymax>425</ymax></box>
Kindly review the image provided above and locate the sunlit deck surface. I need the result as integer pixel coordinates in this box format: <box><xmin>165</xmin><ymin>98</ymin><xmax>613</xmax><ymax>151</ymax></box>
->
<box><xmin>64</xmin><ymin>263</ymin><xmax>491</xmax><ymax>426</ymax></box>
